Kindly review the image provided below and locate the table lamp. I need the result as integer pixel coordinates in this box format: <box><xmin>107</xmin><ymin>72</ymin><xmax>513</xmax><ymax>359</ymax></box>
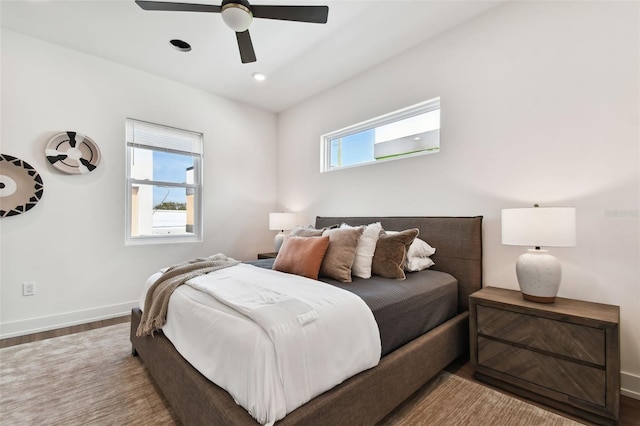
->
<box><xmin>269</xmin><ymin>212</ymin><xmax>298</xmax><ymax>252</ymax></box>
<box><xmin>501</xmin><ymin>205</ymin><xmax>576</xmax><ymax>303</ymax></box>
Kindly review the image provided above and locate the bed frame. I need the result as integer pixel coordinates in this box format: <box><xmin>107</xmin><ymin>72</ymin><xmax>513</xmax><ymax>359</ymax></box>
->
<box><xmin>130</xmin><ymin>216</ymin><xmax>483</xmax><ymax>425</ymax></box>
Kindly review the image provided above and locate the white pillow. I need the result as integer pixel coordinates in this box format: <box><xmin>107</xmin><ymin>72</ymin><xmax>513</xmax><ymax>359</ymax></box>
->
<box><xmin>340</xmin><ymin>222</ymin><xmax>382</xmax><ymax>279</ymax></box>
<box><xmin>407</xmin><ymin>237</ymin><xmax>436</xmax><ymax>258</ymax></box>
<box><xmin>385</xmin><ymin>230</ymin><xmax>436</xmax><ymax>272</ymax></box>
<box><xmin>405</xmin><ymin>256</ymin><xmax>435</xmax><ymax>272</ymax></box>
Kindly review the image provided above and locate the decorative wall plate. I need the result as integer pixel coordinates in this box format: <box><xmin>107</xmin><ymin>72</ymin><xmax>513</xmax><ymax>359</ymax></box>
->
<box><xmin>46</xmin><ymin>131</ymin><xmax>101</xmax><ymax>174</ymax></box>
<box><xmin>0</xmin><ymin>154</ymin><xmax>44</xmax><ymax>217</ymax></box>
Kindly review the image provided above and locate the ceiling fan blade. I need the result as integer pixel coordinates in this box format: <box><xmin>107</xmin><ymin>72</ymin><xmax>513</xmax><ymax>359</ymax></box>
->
<box><xmin>251</xmin><ymin>5</ymin><xmax>328</xmax><ymax>24</ymax></box>
<box><xmin>135</xmin><ymin>0</ymin><xmax>221</xmax><ymax>13</ymax></box>
<box><xmin>236</xmin><ymin>30</ymin><xmax>257</xmax><ymax>64</ymax></box>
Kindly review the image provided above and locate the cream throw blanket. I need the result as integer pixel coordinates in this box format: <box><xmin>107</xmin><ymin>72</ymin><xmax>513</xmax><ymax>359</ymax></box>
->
<box><xmin>136</xmin><ymin>253</ymin><xmax>240</xmax><ymax>336</ymax></box>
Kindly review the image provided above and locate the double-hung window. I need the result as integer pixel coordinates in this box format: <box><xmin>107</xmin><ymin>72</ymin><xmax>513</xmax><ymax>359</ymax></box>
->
<box><xmin>125</xmin><ymin>118</ymin><xmax>203</xmax><ymax>245</ymax></box>
<box><xmin>321</xmin><ymin>97</ymin><xmax>440</xmax><ymax>172</ymax></box>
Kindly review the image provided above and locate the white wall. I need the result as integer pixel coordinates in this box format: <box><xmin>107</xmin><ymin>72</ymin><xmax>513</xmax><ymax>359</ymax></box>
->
<box><xmin>277</xmin><ymin>1</ymin><xmax>640</xmax><ymax>397</ymax></box>
<box><xmin>0</xmin><ymin>30</ymin><xmax>278</xmax><ymax>337</ymax></box>
<box><xmin>1</xmin><ymin>0</ymin><xmax>638</xmax><ymax>399</ymax></box>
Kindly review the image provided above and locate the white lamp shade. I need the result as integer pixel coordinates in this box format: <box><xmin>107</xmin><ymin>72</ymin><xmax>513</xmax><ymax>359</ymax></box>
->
<box><xmin>502</xmin><ymin>207</ymin><xmax>576</xmax><ymax>248</ymax></box>
<box><xmin>269</xmin><ymin>213</ymin><xmax>298</xmax><ymax>231</ymax></box>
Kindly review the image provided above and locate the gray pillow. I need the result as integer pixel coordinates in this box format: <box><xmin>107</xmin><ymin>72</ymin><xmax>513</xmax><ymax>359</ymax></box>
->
<box><xmin>289</xmin><ymin>226</ymin><xmax>326</xmax><ymax>237</ymax></box>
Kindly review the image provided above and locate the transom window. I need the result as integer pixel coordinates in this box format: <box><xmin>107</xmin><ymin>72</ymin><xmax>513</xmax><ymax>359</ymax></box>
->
<box><xmin>125</xmin><ymin>118</ymin><xmax>203</xmax><ymax>245</ymax></box>
<box><xmin>321</xmin><ymin>97</ymin><xmax>440</xmax><ymax>172</ymax></box>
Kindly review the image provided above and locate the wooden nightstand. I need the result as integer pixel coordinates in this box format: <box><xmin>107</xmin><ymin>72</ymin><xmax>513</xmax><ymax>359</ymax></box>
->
<box><xmin>469</xmin><ymin>286</ymin><xmax>620</xmax><ymax>425</ymax></box>
<box><xmin>257</xmin><ymin>252</ymin><xmax>278</xmax><ymax>259</ymax></box>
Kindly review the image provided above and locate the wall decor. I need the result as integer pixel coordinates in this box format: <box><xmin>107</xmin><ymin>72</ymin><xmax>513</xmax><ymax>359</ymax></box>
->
<box><xmin>0</xmin><ymin>154</ymin><xmax>44</xmax><ymax>217</ymax></box>
<box><xmin>46</xmin><ymin>131</ymin><xmax>101</xmax><ymax>174</ymax></box>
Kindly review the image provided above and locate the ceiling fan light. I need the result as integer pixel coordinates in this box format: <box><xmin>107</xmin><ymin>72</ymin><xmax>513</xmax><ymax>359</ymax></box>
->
<box><xmin>221</xmin><ymin>3</ymin><xmax>253</xmax><ymax>32</ymax></box>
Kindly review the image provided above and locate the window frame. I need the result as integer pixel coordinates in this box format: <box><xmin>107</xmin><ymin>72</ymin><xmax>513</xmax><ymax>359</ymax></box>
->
<box><xmin>125</xmin><ymin>118</ymin><xmax>204</xmax><ymax>245</ymax></box>
<box><xmin>320</xmin><ymin>97</ymin><xmax>441</xmax><ymax>172</ymax></box>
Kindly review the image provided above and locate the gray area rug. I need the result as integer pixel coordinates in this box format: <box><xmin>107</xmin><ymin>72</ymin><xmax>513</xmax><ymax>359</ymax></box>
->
<box><xmin>0</xmin><ymin>322</ymin><xmax>581</xmax><ymax>425</ymax></box>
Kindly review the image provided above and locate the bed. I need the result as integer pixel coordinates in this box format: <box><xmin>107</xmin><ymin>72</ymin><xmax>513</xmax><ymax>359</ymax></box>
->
<box><xmin>130</xmin><ymin>215</ymin><xmax>483</xmax><ymax>425</ymax></box>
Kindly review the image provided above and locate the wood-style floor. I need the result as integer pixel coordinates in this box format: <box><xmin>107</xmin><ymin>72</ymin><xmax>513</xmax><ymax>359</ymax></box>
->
<box><xmin>2</xmin><ymin>316</ymin><xmax>638</xmax><ymax>425</ymax></box>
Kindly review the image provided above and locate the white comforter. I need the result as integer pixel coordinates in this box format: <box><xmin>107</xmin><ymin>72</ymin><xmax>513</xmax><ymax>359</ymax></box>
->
<box><xmin>139</xmin><ymin>263</ymin><xmax>381</xmax><ymax>425</ymax></box>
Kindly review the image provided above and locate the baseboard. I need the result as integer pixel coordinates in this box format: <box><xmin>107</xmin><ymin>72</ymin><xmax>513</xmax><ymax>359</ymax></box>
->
<box><xmin>0</xmin><ymin>301</ymin><xmax>138</xmax><ymax>339</ymax></box>
<box><xmin>621</xmin><ymin>371</ymin><xmax>640</xmax><ymax>400</ymax></box>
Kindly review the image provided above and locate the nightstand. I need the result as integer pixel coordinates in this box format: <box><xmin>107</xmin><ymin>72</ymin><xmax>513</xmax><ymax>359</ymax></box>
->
<box><xmin>469</xmin><ymin>286</ymin><xmax>620</xmax><ymax>425</ymax></box>
<box><xmin>257</xmin><ymin>252</ymin><xmax>278</xmax><ymax>259</ymax></box>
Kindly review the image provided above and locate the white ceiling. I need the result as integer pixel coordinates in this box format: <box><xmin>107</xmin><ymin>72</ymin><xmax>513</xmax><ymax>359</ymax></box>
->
<box><xmin>1</xmin><ymin>0</ymin><xmax>503</xmax><ymax>112</ymax></box>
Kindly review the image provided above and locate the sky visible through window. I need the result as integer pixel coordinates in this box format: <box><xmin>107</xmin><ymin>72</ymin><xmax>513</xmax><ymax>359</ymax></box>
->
<box><xmin>330</xmin><ymin>129</ymin><xmax>375</xmax><ymax>168</ymax></box>
<box><xmin>153</xmin><ymin>151</ymin><xmax>193</xmax><ymax>206</ymax></box>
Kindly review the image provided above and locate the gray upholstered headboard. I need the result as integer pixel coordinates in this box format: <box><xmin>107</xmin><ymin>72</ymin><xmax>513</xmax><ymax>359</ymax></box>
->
<box><xmin>315</xmin><ymin>216</ymin><xmax>483</xmax><ymax>311</ymax></box>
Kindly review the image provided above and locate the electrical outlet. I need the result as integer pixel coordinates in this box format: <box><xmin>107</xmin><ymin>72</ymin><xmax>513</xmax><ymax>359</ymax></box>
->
<box><xmin>23</xmin><ymin>282</ymin><xmax>36</xmax><ymax>296</ymax></box>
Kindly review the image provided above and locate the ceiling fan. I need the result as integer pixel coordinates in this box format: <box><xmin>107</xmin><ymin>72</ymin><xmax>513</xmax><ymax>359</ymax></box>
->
<box><xmin>135</xmin><ymin>0</ymin><xmax>329</xmax><ymax>64</ymax></box>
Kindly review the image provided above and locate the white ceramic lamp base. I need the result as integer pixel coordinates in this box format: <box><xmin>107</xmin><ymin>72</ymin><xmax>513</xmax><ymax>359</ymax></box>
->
<box><xmin>273</xmin><ymin>231</ymin><xmax>286</xmax><ymax>252</ymax></box>
<box><xmin>515</xmin><ymin>249</ymin><xmax>562</xmax><ymax>303</ymax></box>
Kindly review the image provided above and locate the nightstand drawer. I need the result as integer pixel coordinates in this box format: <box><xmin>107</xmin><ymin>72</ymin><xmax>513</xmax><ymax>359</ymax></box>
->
<box><xmin>477</xmin><ymin>305</ymin><xmax>605</xmax><ymax>365</ymax></box>
<box><xmin>478</xmin><ymin>336</ymin><xmax>606</xmax><ymax>407</ymax></box>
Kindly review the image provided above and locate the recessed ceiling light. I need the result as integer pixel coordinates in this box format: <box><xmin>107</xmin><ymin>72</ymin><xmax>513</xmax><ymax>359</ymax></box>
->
<box><xmin>170</xmin><ymin>39</ymin><xmax>191</xmax><ymax>52</ymax></box>
<box><xmin>252</xmin><ymin>72</ymin><xmax>266</xmax><ymax>81</ymax></box>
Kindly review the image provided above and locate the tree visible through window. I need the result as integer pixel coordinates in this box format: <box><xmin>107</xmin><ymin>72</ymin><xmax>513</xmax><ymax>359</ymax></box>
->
<box><xmin>125</xmin><ymin>119</ymin><xmax>203</xmax><ymax>244</ymax></box>
<box><xmin>321</xmin><ymin>97</ymin><xmax>440</xmax><ymax>172</ymax></box>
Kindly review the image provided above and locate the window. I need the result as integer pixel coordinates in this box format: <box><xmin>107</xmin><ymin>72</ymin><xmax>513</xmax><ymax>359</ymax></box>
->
<box><xmin>125</xmin><ymin>119</ymin><xmax>203</xmax><ymax>245</ymax></box>
<box><xmin>321</xmin><ymin>97</ymin><xmax>440</xmax><ymax>172</ymax></box>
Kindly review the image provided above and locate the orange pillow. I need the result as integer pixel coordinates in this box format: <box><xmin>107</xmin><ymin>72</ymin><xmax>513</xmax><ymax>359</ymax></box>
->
<box><xmin>272</xmin><ymin>236</ymin><xmax>330</xmax><ymax>280</ymax></box>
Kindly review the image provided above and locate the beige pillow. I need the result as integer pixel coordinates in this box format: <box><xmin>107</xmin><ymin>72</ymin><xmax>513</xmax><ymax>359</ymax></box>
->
<box><xmin>319</xmin><ymin>227</ymin><xmax>364</xmax><ymax>283</ymax></box>
<box><xmin>272</xmin><ymin>236</ymin><xmax>330</xmax><ymax>280</ymax></box>
<box><xmin>371</xmin><ymin>228</ymin><xmax>419</xmax><ymax>280</ymax></box>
